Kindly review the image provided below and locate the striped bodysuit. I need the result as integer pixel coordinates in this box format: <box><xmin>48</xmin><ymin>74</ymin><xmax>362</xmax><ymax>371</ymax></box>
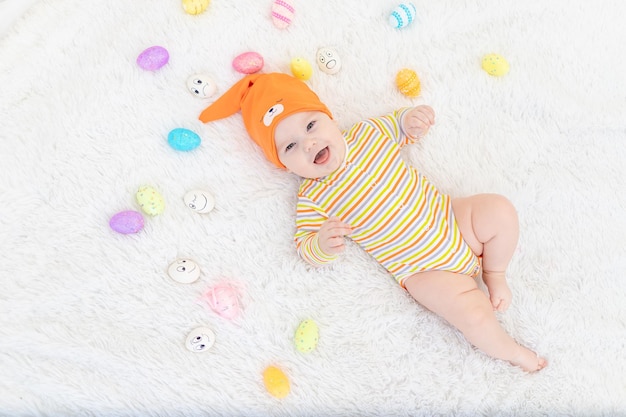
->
<box><xmin>294</xmin><ymin>109</ymin><xmax>481</xmax><ymax>287</ymax></box>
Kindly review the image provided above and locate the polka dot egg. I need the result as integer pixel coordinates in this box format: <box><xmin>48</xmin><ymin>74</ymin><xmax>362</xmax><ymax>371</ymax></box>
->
<box><xmin>482</xmin><ymin>53</ymin><xmax>510</xmax><ymax>76</ymax></box>
<box><xmin>136</xmin><ymin>186</ymin><xmax>165</xmax><ymax>216</ymax></box>
<box><xmin>290</xmin><ymin>57</ymin><xmax>312</xmax><ymax>80</ymax></box>
<box><xmin>294</xmin><ymin>319</ymin><xmax>319</xmax><ymax>353</ymax></box>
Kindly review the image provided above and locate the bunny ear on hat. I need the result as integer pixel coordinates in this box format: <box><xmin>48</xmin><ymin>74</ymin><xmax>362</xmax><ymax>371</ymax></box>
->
<box><xmin>198</xmin><ymin>74</ymin><xmax>260</xmax><ymax>123</ymax></box>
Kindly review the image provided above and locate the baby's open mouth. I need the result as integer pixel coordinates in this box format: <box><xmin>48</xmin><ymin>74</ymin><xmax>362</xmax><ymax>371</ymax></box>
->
<box><xmin>314</xmin><ymin>147</ymin><xmax>330</xmax><ymax>164</ymax></box>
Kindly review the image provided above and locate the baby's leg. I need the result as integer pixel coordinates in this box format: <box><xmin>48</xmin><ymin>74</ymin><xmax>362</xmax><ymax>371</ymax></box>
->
<box><xmin>452</xmin><ymin>194</ymin><xmax>519</xmax><ymax>312</ymax></box>
<box><xmin>404</xmin><ymin>271</ymin><xmax>547</xmax><ymax>372</ymax></box>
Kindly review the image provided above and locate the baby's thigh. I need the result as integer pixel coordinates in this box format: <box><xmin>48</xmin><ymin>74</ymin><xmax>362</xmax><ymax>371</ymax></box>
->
<box><xmin>451</xmin><ymin>196</ymin><xmax>484</xmax><ymax>256</ymax></box>
<box><xmin>451</xmin><ymin>193</ymin><xmax>518</xmax><ymax>256</ymax></box>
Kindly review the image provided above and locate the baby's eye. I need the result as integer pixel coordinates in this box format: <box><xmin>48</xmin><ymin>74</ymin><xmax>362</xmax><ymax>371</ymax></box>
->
<box><xmin>285</xmin><ymin>142</ymin><xmax>295</xmax><ymax>152</ymax></box>
<box><xmin>306</xmin><ymin>121</ymin><xmax>315</xmax><ymax>131</ymax></box>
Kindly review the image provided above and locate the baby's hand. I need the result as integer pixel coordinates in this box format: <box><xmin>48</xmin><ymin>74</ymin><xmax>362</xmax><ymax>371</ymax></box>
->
<box><xmin>402</xmin><ymin>105</ymin><xmax>435</xmax><ymax>140</ymax></box>
<box><xmin>318</xmin><ymin>217</ymin><xmax>352</xmax><ymax>256</ymax></box>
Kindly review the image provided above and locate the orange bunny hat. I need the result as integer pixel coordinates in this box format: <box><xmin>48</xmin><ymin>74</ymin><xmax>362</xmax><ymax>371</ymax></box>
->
<box><xmin>198</xmin><ymin>72</ymin><xmax>332</xmax><ymax>168</ymax></box>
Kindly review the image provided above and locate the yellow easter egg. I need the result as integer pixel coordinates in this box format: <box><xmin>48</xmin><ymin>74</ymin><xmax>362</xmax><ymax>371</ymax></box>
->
<box><xmin>294</xmin><ymin>319</ymin><xmax>319</xmax><ymax>353</ymax></box>
<box><xmin>182</xmin><ymin>0</ymin><xmax>209</xmax><ymax>15</ymax></box>
<box><xmin>395</xmin><ymin>68</ymin><xmax>421</xmax><ymax>97</ymax></box>
<box><xmin>263</xmin><ymin>366</ymin><xmax>290</xmax><ymax>399</ymax></box>
<box><xmin>481</xmin><ymin>53</ymin><xmax>509</xmax><ymax>76</ymax></box>
<box><xmin>290</xmin><ymin>57</ymin><xmax>313</xmax><ymax>80</ymax></box>
<box><xmin>136</xmin><ymin>185</ymin><xmax>165</xmax><ymax>216</ymax></box>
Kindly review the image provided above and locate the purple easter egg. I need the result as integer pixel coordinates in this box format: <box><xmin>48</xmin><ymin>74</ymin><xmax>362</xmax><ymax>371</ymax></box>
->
<box><xmin>110</xmin><ymin>210</ymin><xmax>145</xmax><ymax>234</ymax></box>
<box><xmin>137</xmin><ymin>46</ymin><xmax>169</xmax><ymax>71</ymax></box>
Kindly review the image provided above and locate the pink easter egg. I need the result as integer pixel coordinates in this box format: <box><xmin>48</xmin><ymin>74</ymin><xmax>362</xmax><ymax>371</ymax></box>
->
<box><xmin>137</xmin><ymin>46</ymin><xmax>169</xmax><ymax>71</ymax></box>
<box><xmin>232</xmin><ymin>51</ymin><xmax>264</xmax><ymax>74</ymax></box>
<box><xmin>109</xmin><ymin>210</ymin><xmax>144</xmax><ymax>234</ymax></box>
<box><xmin>271</xmin><ymin>0</ymin><xmax>295</xmax><ymax>29</ymax></box>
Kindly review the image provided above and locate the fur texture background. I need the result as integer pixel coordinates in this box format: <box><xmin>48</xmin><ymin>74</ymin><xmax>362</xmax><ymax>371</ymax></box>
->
<box><xmin>1</xmin><ymin>0</ymin><xmax>625</xmax><ymax>415</ymax></box>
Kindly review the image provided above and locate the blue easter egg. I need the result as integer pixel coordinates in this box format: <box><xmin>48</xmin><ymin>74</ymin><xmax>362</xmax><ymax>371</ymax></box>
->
<box><xmin>389</xmin><ymin>3</ymin><xmax>417</xmax><ymax>29</ymax></box>
<box><xmin>167</xmin><ymin>128</ymin><xmax>201</xmax><ymax>151</ymax></box>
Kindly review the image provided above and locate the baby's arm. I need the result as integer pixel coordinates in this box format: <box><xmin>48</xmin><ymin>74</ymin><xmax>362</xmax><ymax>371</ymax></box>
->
<box><xmin>296</xmin><ymin>217</ymin><xmax>352</xmax><ymax>266</ymax></box>
<box><xmin>400</xmin><ymin>105</ymin><xmax>435</xmax><ymax>141</ymax></box>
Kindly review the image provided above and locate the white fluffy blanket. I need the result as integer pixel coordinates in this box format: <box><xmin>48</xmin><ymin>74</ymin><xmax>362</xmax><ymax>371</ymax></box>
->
<box><xmin>1</xmin><ymin>0</ymin><xmax>625</xmax><ymax>415</ymax></box>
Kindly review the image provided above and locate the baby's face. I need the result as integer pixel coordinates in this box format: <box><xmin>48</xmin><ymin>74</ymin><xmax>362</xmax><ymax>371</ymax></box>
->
<box><xmin>274</xmin><ymin>111</ymin><xmax>345</xmax><ymax>178</ymax></box>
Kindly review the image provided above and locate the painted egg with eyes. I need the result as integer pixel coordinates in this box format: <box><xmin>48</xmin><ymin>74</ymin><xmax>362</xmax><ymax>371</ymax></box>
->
<box><xmin>316</xmin><ymin>47</ymin><xmax>341</xmax><ymax>75</ymax></box>
<box><xmin>185</xmin><ymin>327</ymin><xmax>215</xmax><ymax>353</ymax></box>
<box><xmin>183</xmin><ymin>189</ymin><xmax>215</xmax><ymax>214</ymax></box>
<box><xmin>109</xmin><ymin>210</ymin><xmax>144</xmax><ymax>234</ymax></box>
<box><xmin>137</xmin><ymin>46</ymin><xmax>169</xmax><ymax>71</ymax></box>
<box><xmin>168</xmin><ymin>128</ymin><xmax>201</xmax><ymax>151</ymax></box>
<box><xmin>186</xmin><ymin>73</ymin><xmax>217</xmax><ymax>99</ymax></box>
<box><xmin>232</xmin><ymin>51</ymin><xmax>264</xmax><ymax>74</ymax></box>
<box><xmin>136</xmin><ymin>185</ymin><xmax>165</xmax><ymax>216</ymax></box>
<box><xmin>167</xmin><ymin>258</ymin><xmax>201</xmax><ymax>284</ymax></box>
<box><xmin>263</xmin><ymin>366</ymin><xmax>290</xmax><ymax>398</ymax></box>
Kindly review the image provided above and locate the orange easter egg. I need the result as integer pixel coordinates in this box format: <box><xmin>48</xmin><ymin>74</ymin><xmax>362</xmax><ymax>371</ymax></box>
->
<box><xmin>395</xmin><ymin>68</ymin><xmax>421</xmax><ymax>97</ymax></box>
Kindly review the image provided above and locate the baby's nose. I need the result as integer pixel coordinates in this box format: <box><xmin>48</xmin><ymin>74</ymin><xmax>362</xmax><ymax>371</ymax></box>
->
<box><xmin>304</xmin><ymin>138</ymin><xmax>317</xmax><ymax>152</ymax></box>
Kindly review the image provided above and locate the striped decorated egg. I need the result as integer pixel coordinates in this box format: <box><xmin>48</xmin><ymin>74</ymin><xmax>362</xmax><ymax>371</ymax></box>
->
<box><xmin>396</xmin><ymin>68</ymin><xmax>421</xmax><ymax>97</ymax></box>
<box><xmin>181</xmin><ymin>0</ymin><xmax>209</xmax><ymax>15</ymax></box>
<box><xmin>271</xmin><ymin>0</ymin><xmax>295</xmax><ymax>29</ymax></box>
<box><xmin>389</xmin><ymin>2</ymin><xmax>417</xmax><ymax>29</ymax></box>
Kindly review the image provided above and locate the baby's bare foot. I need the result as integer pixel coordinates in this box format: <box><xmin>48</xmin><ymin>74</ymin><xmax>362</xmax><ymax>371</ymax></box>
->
<box><xmin>510</xmin><ymin>345</ymin><xmax>548</xmax><ymax>372</ymax></box>
<box><xmin>482</xmin><ymin>271</ymin><xmax>512</xmax><ymax>312</ymax></box>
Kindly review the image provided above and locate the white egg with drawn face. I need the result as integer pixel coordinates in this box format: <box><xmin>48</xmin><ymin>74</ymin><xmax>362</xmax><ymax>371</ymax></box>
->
<box><xmin>184</xmin><ymin>189</ymin><xmax>215</xmax><ymax>214</ymax></box>
<box><xmin>167</xmin><ymin>258</ymin><xmax>201</xmax><ymax>284</ymax></box>
<box><xmin>185</xmin><ymin>327</ymin><xmax>215</xmax><ymax>353</ymax></box>
<box><xmin>316</xmin><ymin>47</ymin><xmax>341</xmax><ymax>75</ymax></box>
<box><xmin>186</xmin><ymin>74</ymin><xmax>217</xmax><ymax>99</ymax></box>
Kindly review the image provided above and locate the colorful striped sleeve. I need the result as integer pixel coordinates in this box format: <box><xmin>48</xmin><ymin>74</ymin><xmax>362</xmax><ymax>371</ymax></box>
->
<box><xmin>294</xmin><ymin>196</ymin><xmax>338</xmax><ymax>266</ymax></box>
<box><xmin>368</xmin><ymin>107</ymin><xmax>414</xmax><ymax>147</ymax></box>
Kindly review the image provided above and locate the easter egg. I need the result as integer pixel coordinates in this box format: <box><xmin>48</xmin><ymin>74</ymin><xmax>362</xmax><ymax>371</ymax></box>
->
<box><xmin>185</xmin><ymin>327</ymin><xmax>215</xmax><ymax>353</ymax></box>
<box><xmin>184</xmin><ymin>189</ymin><xmax>215</xmax><ymax>214</ymax></box>
<box><xmin>109</xmin><ymin>210</ymin><xmax>144</xmax><ymax>234</ymax></box>
<box><xmin>136</xmin><ymin>46</ymin><xmax>169</xmax><ymax>71</ymax></box>
<box><xmin>182</xmin><ymin>0</ymin><xmax>209</xmax><ymax>15</ymax></box>
<box><xmin>135</xmin><ymin>186</ymin><xmax>165</xmax><ymax>216</ymax></box>
<box><xmin>186</xmin><ymin>73</ymin><xmax>217</xmax><ymax>99</ymax></box>
<box><xmin>294</xmin><ymin>319</ymin><xmax>319</xmax><ymax>353</ymax></box>
<box><xmin>481</xmin><ymin>53</ymin><xmax>510</xmax><ymax>76</ymax></box>
<box><xmin>316</xmin><ymin>47</ymin><xmax>341</xmax><ymax>75</ymax></box>
<box><xmin>290</xmin><ymin>57</ymin><xmax>312</xmax><ymax>80</ymax></box>
<box><xmin>263</xmin><ymin>366</ymin><xmax>290</xmax><ymax>399</ymax></box>
<box><xmin>389</xmin><ymin>3</ymin><xmax>417</xmax><ymax>29</ymax></box>
<box><xmin>199</xmin><ymin>283</ymin><xmax>242</xmax><ymax>320</ymax></box>
<box><xmin>168</xmin><ymin>128</ymin><xmax>201</xmax><ymax>151</ymax></box>
<box><xmin>232</xmin><ymin>51</ymin><xmax>264</xmax><ymax>74</ymax></box>
<box><xmin>167</xmin><ymin>258</ymin><xmax>201</xmax><ymax>284</ymax></box>
<box><xmin>271</xmin><ymin>0</ymin><xmax>295</xmax><ymax>29</ymax></box>
<box><xmin>396</xmin><ymin>68</ymin><xmax>421</xmax><ymax>97</ymax></box>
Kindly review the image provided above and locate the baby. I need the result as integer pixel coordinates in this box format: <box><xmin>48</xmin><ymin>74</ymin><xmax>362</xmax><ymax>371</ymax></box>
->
<box><xmin>199</xmin><ymin>73</ymin><xmax>547</xmax><ymax>372</ymax></box>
